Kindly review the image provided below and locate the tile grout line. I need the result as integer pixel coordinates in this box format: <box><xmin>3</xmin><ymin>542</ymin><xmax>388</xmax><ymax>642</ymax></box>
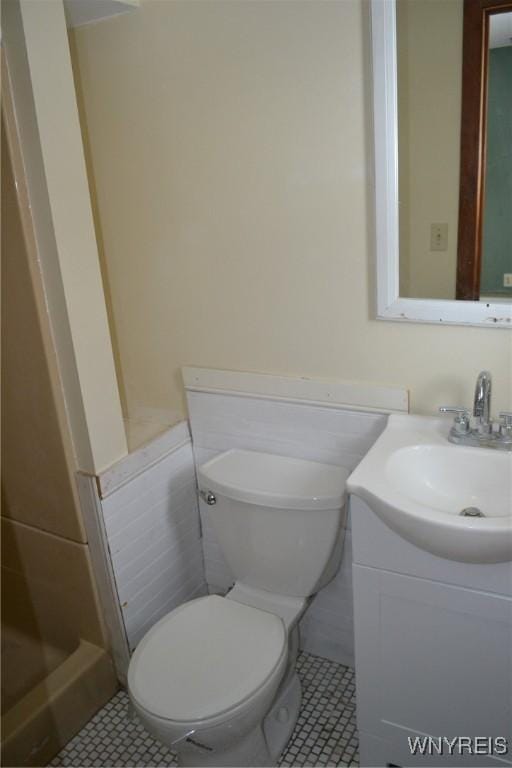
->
<box><xmin>49</xmin><ymin>651</ymin><xmax>359</xmax><ymax>768</ymax></box>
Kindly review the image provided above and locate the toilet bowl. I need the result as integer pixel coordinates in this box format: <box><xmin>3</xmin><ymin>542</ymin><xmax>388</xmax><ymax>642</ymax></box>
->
<box><xmin>129</xmin><ymin>595</ymin><xmax>291</xmax><ymax>766</ymax></box>
<box><xmin>128</xmin><ymin>449</ymin><xmax>349</xmax><ymax>766</ymax></box>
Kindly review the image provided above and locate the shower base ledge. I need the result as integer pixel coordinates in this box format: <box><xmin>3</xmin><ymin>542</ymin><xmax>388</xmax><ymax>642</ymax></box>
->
<box><xmin>1</xmin><ymin>639</ymin><xmax>117</xmax><ymax>767</ymax></box>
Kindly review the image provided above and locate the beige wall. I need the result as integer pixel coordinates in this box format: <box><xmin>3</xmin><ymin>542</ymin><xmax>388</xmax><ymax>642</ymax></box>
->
<box><xmin>70</xmin><ymin>0</ymin><xmax>512</xmax><ymax>423</ymax></box>
<box><xmin>397</xmin><ymin>0</ymin><xmax>463</xmax><ymax>299</ymax></box>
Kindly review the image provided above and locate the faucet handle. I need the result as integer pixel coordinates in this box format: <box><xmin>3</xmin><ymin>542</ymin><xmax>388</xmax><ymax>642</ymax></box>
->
<box><xmin>439</xmin><ymin>406</ymin><xmax>471</xmax><ymax>434</ymax></box>
<box><xmin>439</xmin><ymin>406</ymin><xmax>470</xmax><ymax>417</ymax></box>
<box><xmin>498</xmin><ymin>412</ymin><xmax>512</xmax><ymax>434</ymax></box>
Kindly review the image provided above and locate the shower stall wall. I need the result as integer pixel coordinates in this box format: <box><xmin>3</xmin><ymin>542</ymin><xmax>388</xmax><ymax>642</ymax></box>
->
<box><xmin>1</xmin><ymin>108</ymin><xmax>118</xmax><ymax>767</ymax></box>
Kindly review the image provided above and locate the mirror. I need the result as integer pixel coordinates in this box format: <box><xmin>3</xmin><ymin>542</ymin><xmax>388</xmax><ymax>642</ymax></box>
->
<box><xmin>372</xmin><ymin>0</ymin><xmax>512</xmax><ymax>327</ymax></box>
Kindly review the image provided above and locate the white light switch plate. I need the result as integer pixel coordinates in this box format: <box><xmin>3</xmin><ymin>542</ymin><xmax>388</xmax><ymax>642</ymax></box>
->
<box><xmin>430</xmin><ymin>223</ymin><xmax>448</xmax><ymax>252</ymax></box>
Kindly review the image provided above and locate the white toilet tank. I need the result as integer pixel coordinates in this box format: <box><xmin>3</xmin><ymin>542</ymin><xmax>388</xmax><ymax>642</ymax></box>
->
<box><xmin>198</xmin><ymin>449</ymin><xmax>349</xmax><ymax>598</ymax></box>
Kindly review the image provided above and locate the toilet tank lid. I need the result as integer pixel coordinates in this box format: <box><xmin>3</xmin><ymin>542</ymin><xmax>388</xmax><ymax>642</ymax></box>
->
<box><xmin>198</xmin><ymin>449</ymin><xmax>349</xmax><ymax>511</ymax></box>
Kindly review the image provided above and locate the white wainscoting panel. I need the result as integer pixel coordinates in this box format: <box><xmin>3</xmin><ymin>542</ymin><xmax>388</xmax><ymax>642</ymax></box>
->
<box><xmin>185</xmin><ymin>379</ymin><xmax>406</xmax><ymax>667</ymax></box>
<box><xmin>96</xmin><ymin>423</ymin><xmax>207</xmax><ymax>651</ymax></box>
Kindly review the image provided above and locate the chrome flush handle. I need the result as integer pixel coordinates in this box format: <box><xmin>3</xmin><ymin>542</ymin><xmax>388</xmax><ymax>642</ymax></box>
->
<box><xmin>199</xmin><ymin>489</ymin><xmax>217</xmax><ymax>505</ymax></box>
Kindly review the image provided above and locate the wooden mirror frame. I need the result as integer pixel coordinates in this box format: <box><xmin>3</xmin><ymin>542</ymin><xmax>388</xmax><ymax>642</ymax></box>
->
<box><xmin>456</xmin><ymin>0</ymin><xmax>512</xmax><ymax>300</ymax></box>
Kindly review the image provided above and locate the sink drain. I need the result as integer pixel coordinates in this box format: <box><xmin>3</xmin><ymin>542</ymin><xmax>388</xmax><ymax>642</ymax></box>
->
<box><xmin>460</xmin><ymin>507</ymin><xmax>485</xmax><ymax>517</ymax></box>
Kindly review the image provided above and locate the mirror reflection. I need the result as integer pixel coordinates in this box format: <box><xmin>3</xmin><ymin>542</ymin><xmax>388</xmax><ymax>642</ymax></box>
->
<box><xmin>481</xmin><ymin>13</ymin><xmax>512</xmax><ymax>301</ymax></box>
<box><xmin>396</xmin><ymin>0</ymin><xmax>512</xmax><ymax>302</ymax></box>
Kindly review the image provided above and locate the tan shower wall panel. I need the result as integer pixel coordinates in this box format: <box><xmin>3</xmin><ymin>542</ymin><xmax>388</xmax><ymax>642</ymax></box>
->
<box><xmin>1</xmin><ymin>128</ymin><xmax>85</xmax><ymax>542</ymax></box>
<box><xmin>1</xmin><ymin>518</ymin><xmax>106</xmax><ymax>650</ymax></box>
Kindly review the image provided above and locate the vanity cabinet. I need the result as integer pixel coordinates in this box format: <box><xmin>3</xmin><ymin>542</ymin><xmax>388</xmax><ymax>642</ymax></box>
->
<box><xmin>350</xmin><ymin>495</ymin><xmax>512</xmax><ymax>768</ymax></box>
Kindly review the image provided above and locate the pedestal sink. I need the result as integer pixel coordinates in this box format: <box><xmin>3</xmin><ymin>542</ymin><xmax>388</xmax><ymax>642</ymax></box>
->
<box><xmin>347</xmin><ymin>415</ymin><xmax>512</xmax><ymax>563</ymax></box>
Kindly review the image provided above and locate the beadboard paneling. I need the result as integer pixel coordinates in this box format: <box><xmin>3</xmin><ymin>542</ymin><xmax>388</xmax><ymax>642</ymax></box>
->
<box><xmin>98</xmin><ymin>426</ymin><xmax>207</xmax><ymax>651</ymax></box>
<box><xmin>186</xmin><ymin>388</ymin><xmax>393</xmax><ymax>667</ymax></box>
<box><xmin>187</xmin><ymin>391</ymin><xmax>387</xmax><ymax>470</ymax></box>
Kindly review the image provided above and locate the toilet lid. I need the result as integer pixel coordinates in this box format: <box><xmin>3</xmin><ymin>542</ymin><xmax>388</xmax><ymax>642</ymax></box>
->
<box><xmin>128</xmin><ymin>595</ymin><xmax>286</xmax><ymax>722</ymax></box>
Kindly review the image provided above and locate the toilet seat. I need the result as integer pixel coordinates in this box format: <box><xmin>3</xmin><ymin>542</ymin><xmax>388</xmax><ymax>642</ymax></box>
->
<box><xmin>128</xmin><ymin>595</ymin><xmax>287</xmax><ymax>725</ymax></box>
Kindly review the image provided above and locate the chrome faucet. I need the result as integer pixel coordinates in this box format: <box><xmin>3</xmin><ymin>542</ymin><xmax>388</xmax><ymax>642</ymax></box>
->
<box><xmin>473</xmin><ymin>370</ymin><xmax>492</xmax><ymax>434</ymax></box>
<box><xmin>439</xmin><ymin>370</ymin><xmax>512</xmax><ymax>451</ymax></box>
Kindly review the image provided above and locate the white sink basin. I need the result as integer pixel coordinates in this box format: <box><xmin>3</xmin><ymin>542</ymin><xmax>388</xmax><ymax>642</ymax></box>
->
<box><xmin>347</xmin><ymin>415</ymin><xmax>512</xmax><ymax>563</ymax></box>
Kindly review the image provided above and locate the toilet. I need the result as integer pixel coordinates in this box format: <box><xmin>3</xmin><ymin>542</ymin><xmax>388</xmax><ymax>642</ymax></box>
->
<box><xmin>128</xmin><ymin>449</ymin><xmax>349</xmax><ymax>767</ymax></box>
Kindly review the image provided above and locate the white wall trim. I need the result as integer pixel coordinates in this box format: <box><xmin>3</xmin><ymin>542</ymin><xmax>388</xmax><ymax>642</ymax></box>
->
<box><xmin>97</xmin><ymin>421</ymin><xmax>191</xmax><ymax>498</ymax></box>
<box><xmin>76</xmin><ymin>472</ymin><xmax>131</xmax><ymax>683</ymax></box>
<box><xmin>183</xmin><ymin>367</ymin><xmax>409</xmax><ymax>415</ymax></box>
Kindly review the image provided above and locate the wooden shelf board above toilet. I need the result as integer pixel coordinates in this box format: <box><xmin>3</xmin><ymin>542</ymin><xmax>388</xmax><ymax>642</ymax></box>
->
<box><xmin>64</xmin><ymin>0</ymin><xmax>139</xmax><ymax>29</ymax></box>
<box><xmin>183</xmin><ymin>367</ymin><xmax>410</xmax><ymax>415</ymax></box>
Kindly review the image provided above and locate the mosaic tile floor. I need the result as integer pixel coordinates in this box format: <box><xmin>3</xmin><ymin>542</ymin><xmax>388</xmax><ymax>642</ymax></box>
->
<box><xmin>49</xmin><ymin>651</ymin><xmax>359</xmax><ymax>767</ymax></box>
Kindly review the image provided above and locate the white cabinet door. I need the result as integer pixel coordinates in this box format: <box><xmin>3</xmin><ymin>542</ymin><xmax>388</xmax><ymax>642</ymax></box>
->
<box><xmin>353</xmin><ymin>564</ymin><xmax>512</xmax><ymax>767</ymax></box>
